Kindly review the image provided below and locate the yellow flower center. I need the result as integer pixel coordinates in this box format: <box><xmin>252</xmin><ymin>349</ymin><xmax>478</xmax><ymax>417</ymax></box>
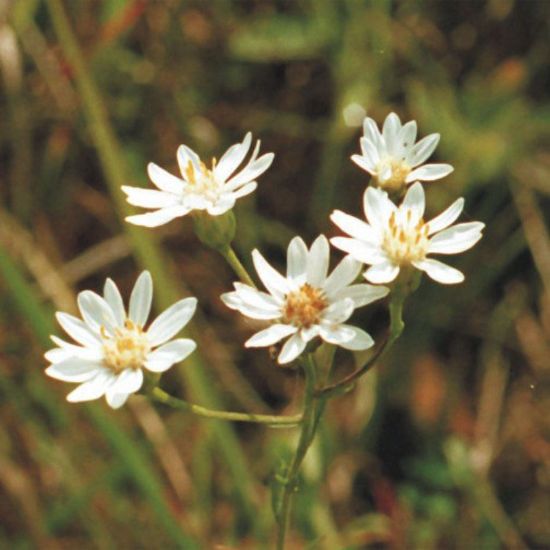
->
<box><xmin>184</xmin><ymin>159</ymin><xmax>222</xmax><ymax>203</ymax></box>
<box><xmin>282</xmin><ymin>284</ymin><xmax>328</xmax><ymax>328</ymax></box>
<box><xmin>375</xmin><ymin>159</ymin><xmax>411</xmax><ymax>191</ymax></box>
<box><xmin>382</xmin><ymin>209</ymin><xmax>429</xmax><ymax>264</ymax></box>
<box><xmin>101</xmin><ymin>319</ymin><xmax>150</xmax><ymax>373</ymax></box>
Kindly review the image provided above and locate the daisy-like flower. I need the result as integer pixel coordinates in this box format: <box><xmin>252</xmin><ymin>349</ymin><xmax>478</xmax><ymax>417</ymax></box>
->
<box><xmin>45</xmin><ymin>271</ymin><xmax>197</xmax><ymax>409</ymax></box>
<box><xmin>331</xmin><ymin>182</ymin><xmax>484</xmax><ymax>285</ymax></box>
<box><xmin>123</xmin><ymin>132</ymin><xmax>274</xmax><ymax>227</ymax></box>
<box><xmin>352</xmin><ymin>112</ymin><xmax>454</xmax><ymax>191</ymax></box>
<box><xmin>221</xmin><ymin>235</ymin><xmax>389</xmax><ymax>365</ymax></box>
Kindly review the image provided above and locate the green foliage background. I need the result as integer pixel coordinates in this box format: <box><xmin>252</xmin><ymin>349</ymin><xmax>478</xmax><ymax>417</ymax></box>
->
<box><xmin>1</xmin><ymin>0</ymin><xmax>549</xmax><ymax>547</ymax></box>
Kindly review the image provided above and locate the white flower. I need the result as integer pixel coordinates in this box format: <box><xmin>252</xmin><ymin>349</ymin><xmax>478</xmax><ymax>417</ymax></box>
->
<box><xmin>45</xmin><ymin>271</ymin><xmax>197</xmax><ymax>409</ymax></box>
<box><xmin>352</xmin><ymin>112</ymin><xmax>454</xmax><ymax>191</ymax></box>
<box><xmin>123</xmin><ymin>132</ymin><xmax>274</xmax><ymax>227</ymax></box>
<box><xmin>221</xmin><ymin>235</ymin><xmax>389</xmax><ymax>365</ymax></box>
<box><xmin>331</xmin><ymin>182</ymin><xmax>485</xmax><ymax>285</ymax></box>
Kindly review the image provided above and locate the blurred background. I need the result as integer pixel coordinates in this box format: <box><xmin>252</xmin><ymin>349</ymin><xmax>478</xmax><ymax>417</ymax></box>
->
<box><xmin>1</xmin><ymin>0</ymin><xmax>549</xmax><ymax>548</ymax></box>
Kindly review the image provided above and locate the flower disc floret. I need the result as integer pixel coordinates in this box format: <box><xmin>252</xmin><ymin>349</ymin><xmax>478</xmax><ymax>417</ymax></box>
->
<box><xmin>45</xmin><ymin>271</ymin><xmax>198</xmax><ymax>409</ymax></box>
<box><xmin>351</xmin><ymin>112</ymin><xmax>454</xmax><ymax>191</ymax></box>
<box><xmin>221</xmin><ymin>235</ymin><xmax>389</xmax><ymax>365</ymax></box>
<box><xmin>330</xmin><ymin>182</ymin><xmax>485</xmax><ymax>285</ymax></box>
<box><xmin>122</xmin><ymin>132</ymin><xmax>274</xmax><ymax>227</ymax></box>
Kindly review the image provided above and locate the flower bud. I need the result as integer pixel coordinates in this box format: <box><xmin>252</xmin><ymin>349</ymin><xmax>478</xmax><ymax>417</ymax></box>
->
<box><xmin>192</xmin><ymin>210</ymin><xmax>236</xmax><ymax>250</ymax></box>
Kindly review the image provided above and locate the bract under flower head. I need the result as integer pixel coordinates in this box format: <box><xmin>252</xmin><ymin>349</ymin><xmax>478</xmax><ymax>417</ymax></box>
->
<box><xmin>221</xmin><ymin>235</ymin><xmax>389</xmax><ymax>365</ymax></box>
<box><xmin>45</xmin><ymin>271</ymin><xmax>197</xmax><ymax>409</ymax></box>
<box><xmin>331</xmin><ymin>182</ymin><xmax>485</xmax><ymax>285</ymax></box>
<box><xmin>352</xmin><ymin>112</ymin><xmax>454</xmax><ymax>192</ymax></box>
<box><xmin>123</xmin><ymin>132</ymin><xmax>274</xmax><ymax>227</ymax></box>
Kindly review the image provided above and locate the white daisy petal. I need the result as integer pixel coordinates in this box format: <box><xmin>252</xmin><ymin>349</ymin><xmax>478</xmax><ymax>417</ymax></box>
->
<box><xmin>245</xmin><ymin>324</ymin><xmax>298</xmax><ymax>347</ymax></box>
<box><xmin>103</xmin><ymin>278</ymin><xmax>126</xmax><ymax>327</ymax></box>
<box><xmin>330</xmin><ymin>237</ymin><xmax>386</xmax><ymax>265</ymax></box>
<box><xmin>125</xmin><ymin>206</ymin><xmax>190</xmax><ymax>227</ymax></box>
<box><xmin>147</xmin><ymin>297</ymin><xmax>197</xmax><ymax>347</ymax></box>
<box><xmin>323</xmin><ymin>255</ymin><xmax>362</xmax><ymax>296</ymax></box>
<box><xmin>206</xmin><ymin>195</ymin><xmax>236</xmax><ymax>216</ymax></box>
<box><xmin>359</xmin><ymin>137</ymin><xmax>380</xmax><ymax>168</ymax></box>
<box><xmin>427</xmin><ymin>198</ymin><xmax>464</xmax><ymax>235</ymax></box>
<box><xmin>145</xmin><ymin>339</ymin><xmax>197</xmax><ymax>372</ymax></box>
<box><xmin>121</xmin><ymin>186</ymin><xmax>177</xmax><ymax>209</ymax></box>
<box><xmin>406</xmin><ymin>133</ymin><xmax>440</xmax><ymax>167</ymax></box>
<box><xmin>364</xmin><ymin>187</ymin><xmax>394</xmax><ymax>231</ymax></box>
<box><xmin>110</xmin><ymin>368</ymin><xmax>144</xmax><ymax>395</ymax></box>
<box><xmin>231</xmin><ymin>282</ymin><xmax>281</xmax><ymax>312</ymax></box>
<box><xmin>406</xmin><ymin>163</ymin><xmax>454</xmax><ymax>182</ymax></box>
<box><xmin>321</xmin><ymin>298</ymin><xmax>355</xmax><ymax>324</ymax></box>
<box><xmin>66</xmin><ymin>370</ymin><xmax>114</xmax><ymax>403</ymax></box>
<box><xmin>129</xmin><ymin>271</ymin><xmax>153</xmax><ymax>326</ymax></box>
<box><xmin>351</xmin><ymin>154</ymin><xmax>376</xmax><ymax>175</ymax></box>
<box><xmin>336</xmin><ymin>325</ymin><xmax>375</xmax><ymax>350</ymax></box>
<box><xmin>334</xmin><ymin>284</ymin><xmax>389</xmax><ymax>308</ymax></box>
<box><xmin>300</xmin><ymin>325</ymin><xmax>320</xmax><ymax>343</ymax></box>
<box><xmin>382</xmin><ymin>112</ymin><xmax>402</xmax><ymax>155</ymax></box>
<box><xmin>78</xmin><ymin>291</ymin><xmax>117</xmax><ymax>334</ymax></box>
<box><xmin>277</xmin><ymin>332</ymin><xmax>307</xmax><ymax>365</ymax></box>
<box><xmin>364</xmin><ymin>261</ymin><xmax>400</xmax><ymax>284</ymax></box>
<box><xmin>56</xmin><ymin>312</ymin><xmax>101</xmax><ymax>347</ymax></box>
<box><xmin>402</xmin><ymin>181</ymin><xmax>425</xmax><ymax>221</ymax></box>
<box><xmin>46</xmin><ymin>358</ymin><xmax>102</xmax><ymax>382</ymax></box>
<box><xmin>427</xmin><ymin>222</ymin><xmax>484</xmax><ymax>254</ymax></box>
<box><xmin>363</xmin><ymin>117</ymin><xmax>385</xmax><ymax>153</ymax></box>
<box><xmin>226</xmin><ymin>181</ymin><xmax>257</xmax><ymax>199</ymax></box>
<box><xmin>287</xmin><ymin>236</ymin><xmax>309</xmax><ymax>282</ymax></box>
<box><xmin>398</xmin><ymin>120</ymin><xmax>417</xmax><ymax>154</ymax></box>
<box><xmin>330</xmin><ymin>210</ymin><xmax>378</xmax><ymax>243</ymax></box>
<box><xmin>412</xmin><ymin>258</ymin><xmax>464</xmax><ymax>284</ymax></box>
<box><xmin>319</xmin><ymin>324</ymin><xmax>355</xmax><ymax>345</ymax></box>
<box><xmin>177</xmin><ymin>144</ymin><xmax>201</xmax><ymax>175</ymax></box>
<box><xmin>306</xmin><ymin>235</ymin><xmax>330</xmax><ymax>286</ymax></box>
<box><xmin>225</xmin><ymin>152</ymin><xmax>274</xmax><ymax>189</ymax></box>
<box><xmin>215</xmin><ymin>133</ymin><xmax>252</xmax><ymax>181</ymax></box>
<box><xmin>105</xmin><ymin>391</ymin><xmax>130</xmax><ymax>409</ymax></box>
<box><xmin>252</xmin><ymin>249</ymin><xmax>289</xmax><ymax>298</ymax></box>
<box><xmin>147</xmin><ymin>163</ymin><xmax>185</xmax><ymax>193</ymax></box>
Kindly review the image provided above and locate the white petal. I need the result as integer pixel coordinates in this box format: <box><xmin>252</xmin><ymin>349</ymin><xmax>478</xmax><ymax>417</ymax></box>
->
<box><xmin>46</xmin><ymin>336</ymin><xmax>103</xmax><ymax>361</ymax></box>
<box><xmin>363</xmin><ymin>186</ymin><xmax>394</xmax><ymax>232</ymax></box>
<box><xmin>406</xmin><ymin>133</ymin><xmax>440</xmax><ymax>167</ymax></box>
<box><xmin>226</xmin><ymin>181</ymin><xmax>257</xmax><ymax>199</ymax></box>
<box><xmin>252</xmin><ymin>249</ymin><xmax>289</xmax><ymax>298</ymax></box>
<box><xmin>206</xmin><ymin>195</ymin><xmax>236</xmax><ymax>216</ymax></box>
<box><xmin>398</xmin><ymin>120</ymin><xmax>417</xmax><ymax>154</ymax></box>
<box><xmin>362</xmin><ymin>117</ymin><xmax>385</xmax><ymax>154</ymax></box>
<box><xmin>334</xmin><ymin>283</ymin><xmax>389</xmax><ymax>308</ymax></box>
<box><xmin>45</xmin><ymin>358</ymin><xmax>102</xmax><ymax>382</ymax></box>
<box><xmin>277</xmin><ymin>332</ymin><xmax>307</xmax><ymax>365</ymax></box>
<box><xmin>351</xmin><ymin>154</ymin><xmax>376</xmax><ymax>175</ymax></box>
<box><xmin>147</xmin><ymin>297</ymin><xmax>197</xmax><ymax>346</ymax></box>
<box><xmin>300</xmin><ymin>325</ymin><xmax>320</xmax><ymax>343</ymax></box>
<box><xmin>412</xmin><ymin>258</ymin><xmax>464</xmax><ymax>284</ymax></box>
<box><xmin>359</xmin><ymin>137</ymin><xmax>380</xmax><ymax>168</ymax></box>
<box><xmin>330</xmin><ymin>210</ymin><xmax>377</xmax><ymax>243</ymax></box>
<box><xmin>427</xmin><ymin>198</ymin><xmax>464</xmax><ymax>235</ymax></box>
<box><xmin>66</xmin><ymin>370</ymin><xmax>114</xmax><ymax>403</ymax></box>
<box><xmin>330</xmin><ymin>237</ymin><xmax>385</xmax><ymax>265</ymax></box>
<box><xmin>122</xmin><ymin>186</ymin><xmax>178</xmax><ymax>209</ymax></box>
<box><xmin>306</xmin><ymin>235</ymin><xmax>330</xmax><ymax>287</ymax></box>
<box><xmin>221</xmin><ymin>291</ymin><xmax>281</xmax><ymax>320</ymax></box>
<box><xmin>382</xmin><ymin>112</ymin><xmax>402</xmax><ymax>155</ymax></box>
<box><xmin>129</xmin><ymin>271</ymin><xmax>153</xmax><ymax>326</ymax></box>
<box><xmin>406</xmin><ymin>163</ymin><xmax>454</xmax><ymax>182</ymax></box>
<box><xmin>223</xmin><ymin>283</ymin><xmax>281</xmax><ymax>314</ymax></box>
<box><xmin>145</xmin><ymin>338</ymin><xmax>197</xmax><ymax>372</ymax></box>
<box><xmin>320</xmin><ymin>325</ymin><xmax>374</xmax><ymax>350</ymax></box>
<box><xmin>225</xmin><ymin>152</ymin><xmax>274</xmax><ymax>189</ymax></box>
<box><xmin>105</xmin><ymin>391</ymin><xmax>130</xmax><ymax>409</ymax></box>
<box><xmin>323</xmin><ymin>255</ymin><xmax>362</xmax><ymax>296</ymax></box>
<box><xmin>147</xmin><ymin>162</ymin><xmax>185</xmax><ymax>193</ymax></box>
<box><xmin>56</xmin><ymin>312</ymin><xmax>101</xmax><ymax>347</ymax></box>
<box><xmin>364</xmin><ymin>261</ymin><xmax>400</xmax><ymax>284</ymax></box>
<box><xmin>286</xmin><ymin>236</ymin><xmax>308</xmax><ymax>282</ymax></box>
<box><xmin>103</xmin><ymin>278</ymin><xmax>126</xmax><ymax>327</ymax></box>
<box><xmin>110</xmin><ymin>368</ymin><xmax>144</xmax><ymax>395</ymax></box>
<box><xmin>402</xmin><ymin>181</ymin><xmax>425</xmax><ymax>221</ymax></box>
<box><xmin>177</xmin><ymin>144</ymin><xmax>201</xmax><ymax>176</ymax></box>
<box><xmin>214</xmin><ymin>133</ymin><xmax>252</xmax><ymax>181</ymax></box>
<box><xmin>427</xmin><ymin>222</ymin><xmax>484</xmax><ymax>254</ymax></box>
<box><xmin>321</xmin><ymin>298</ymin><xmax>355</xmax><ymax>324</ymax></box>
<box><xmin>245</xmin><ymin>324</ymin><xmax>297</xmax><ymax>347</ymax></box>
<box><xmin>78</xmin><ymin>290</ymin><xmax>117</xmax><ymax>333</ymax></box>
<box><xmin>125</xmin><ymin>206</ymin><xmax>190</xmax><ymax>227</ymax></box>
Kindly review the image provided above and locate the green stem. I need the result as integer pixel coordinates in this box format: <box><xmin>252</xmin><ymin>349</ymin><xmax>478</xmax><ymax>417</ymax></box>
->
<box><xmin>219</xmin><ymin>244</ymin><xmax>256</xmax><ymax>287</ymax></box>
<box><xmin>315</xmin><ymin>291</ymin><xmax>406</xmax><ymax>398</ymax></box>
<box><xmin>150</xmin><ymin>387</ymin><xmax>301</xmax><ymax>427</ymax></box>
<box><xmin>276</xmin><ymin>354</ymin><xmax>321</xmax><ymax>550</ymax></box>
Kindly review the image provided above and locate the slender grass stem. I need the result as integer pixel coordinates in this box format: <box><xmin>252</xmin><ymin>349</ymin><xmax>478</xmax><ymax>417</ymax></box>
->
<box><xmin>150</xmin><ymin>387</ymin><xmax>301</xmax><ymax>427</ymax></box>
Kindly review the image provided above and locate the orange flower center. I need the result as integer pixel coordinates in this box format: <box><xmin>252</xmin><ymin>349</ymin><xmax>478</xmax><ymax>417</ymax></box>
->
<box><xmin>282</xmin><ymin>284</ymin><xmax>328</xmax><ymax>328</ymax></box>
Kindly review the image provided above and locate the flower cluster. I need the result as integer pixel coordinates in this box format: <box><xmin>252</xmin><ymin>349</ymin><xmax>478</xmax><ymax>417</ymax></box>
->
<box><xmin>46</xmin><ymin>113</ymin><xmax>484</xmax><ymax>406</ymax></box>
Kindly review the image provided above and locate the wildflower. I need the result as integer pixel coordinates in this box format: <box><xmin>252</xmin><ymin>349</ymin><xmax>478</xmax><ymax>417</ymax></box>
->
<box><xmin>45</xmin><ymin>271</ymin><xmax>197</xmax><ymax>408</ymax></box>
<box><xmin>221</xmin><ymin>235</ymin><xmax>389</xmax><ymax>365</ymax></box>
<box><xmin>123</xmin><ymin>132</ymin><xmax>274</xmax><ymax>227</ymax></box>
<box><xmin>331</xmin><ymin>182</ymin><xmax>484</xmax><ymax>285</ymax></box>
<box><xmin>352</xmin><ymin>112</ymin><xmax>453</xmax><ymax>191</ymax></box>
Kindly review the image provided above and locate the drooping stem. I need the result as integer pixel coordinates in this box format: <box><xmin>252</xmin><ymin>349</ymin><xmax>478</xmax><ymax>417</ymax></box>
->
<box><xmin>315</xmin><ymin>290</ymin><xmax>406</xmax><ymax>398</ymax></box>
<box><xmin>219</xmin><ymin>244</ymin><xmax>256</xmax><ymax>287</ymax></box>
<box><xmin>150</xmin><ymin>387</ymin><xmax>301</xmax><ymax>427</ymax></box>
<box><xmin>276</xmin><ymin>354</ymin><xmax>324</xmax><ymax>549</ymax></box>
